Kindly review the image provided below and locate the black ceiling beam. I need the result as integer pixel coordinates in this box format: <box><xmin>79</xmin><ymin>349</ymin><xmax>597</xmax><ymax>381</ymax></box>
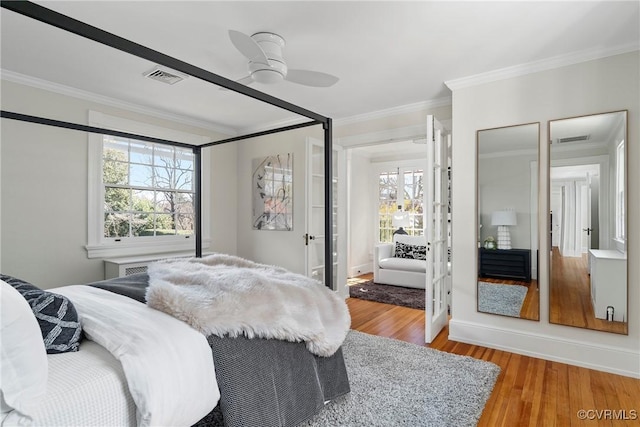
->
<box><xmin>202</xmin><ymin>120</ymin><xmax>320</xmax><ymax>148</ymax></box>
<box><xmin>0</xmin><ymin>0</ymin><xmax>329</xmax><ymax>125</ymax></box>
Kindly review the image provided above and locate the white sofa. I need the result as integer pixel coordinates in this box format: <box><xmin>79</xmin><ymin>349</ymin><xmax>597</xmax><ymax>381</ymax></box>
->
<box><xmin>373</xmin><ymin>235</ymin><xmax>427</xmax><ymax>289</ymax></box>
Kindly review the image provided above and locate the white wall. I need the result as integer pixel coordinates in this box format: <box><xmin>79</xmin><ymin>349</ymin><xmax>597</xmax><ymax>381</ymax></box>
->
<box><xmin>478</xmin><ymin>154</ymin><xmax>535</xmax><ymax>249</ymax></box>
<box><xmin>0</xmin><ymin>80</ymin><xmax>235</xmax><ymax>288</ymax></box>
<box><xmin>346</xmin><ymin>150</ymin><xmax>374</xmax><ymax>276</ymax></box>
<box><xmin>449</xmin><ymin>52</ymin><xmax>640</xmax><ymax>377</ymax></box>
<box><xmin>235</xmin><ymin>127</ymin><xmax>323</xmax><ymax>275</ymax></box>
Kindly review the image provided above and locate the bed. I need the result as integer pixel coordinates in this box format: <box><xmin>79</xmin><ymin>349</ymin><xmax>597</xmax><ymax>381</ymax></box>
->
<box><xmin>1</xmin><ymin>2</ymin><xmax>347</xmax><ymax>425</ymax></box>
<box><xmin>1</xmin><ymin>257</ymin><xmax>351</xmax><ymax>427</ymax></box>
<box><xmin>0</xmin><ymin>2</ymin><xmax>349</xmax><ymax>426</ymax></box>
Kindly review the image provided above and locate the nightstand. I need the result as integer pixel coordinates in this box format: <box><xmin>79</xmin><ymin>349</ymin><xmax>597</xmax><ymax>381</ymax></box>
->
<box><xmin>479</xmin><ymin>248</ymin><xmax>531</xmax><ymax>282</ymax></box>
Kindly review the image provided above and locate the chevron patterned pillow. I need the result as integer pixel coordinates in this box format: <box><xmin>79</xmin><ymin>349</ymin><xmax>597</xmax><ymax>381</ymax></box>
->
<box><xmin>0</xmin><ymin>274</ymin><xmax>82</xmax><ymax>354</ymax></box>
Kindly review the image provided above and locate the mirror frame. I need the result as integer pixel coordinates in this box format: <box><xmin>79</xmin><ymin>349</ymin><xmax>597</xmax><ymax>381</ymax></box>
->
<box><xmin>476</xmin><ymin>122</ymin><xmax>541</xmax><ymax>321</ymax></box>
<box><xmin>547</xmin><ymin>110</ymin><xmax>628</xmax><ymax>335</ymax></box>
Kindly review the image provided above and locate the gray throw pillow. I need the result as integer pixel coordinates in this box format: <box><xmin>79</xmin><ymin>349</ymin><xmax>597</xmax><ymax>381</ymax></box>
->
<box><xmin>0</xmin><ymin>274</ymin><xmax>82</xmax><ymax>354</ymax></box>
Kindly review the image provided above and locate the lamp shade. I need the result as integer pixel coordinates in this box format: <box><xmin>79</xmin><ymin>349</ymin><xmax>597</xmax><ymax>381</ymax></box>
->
<box><xmin>491</xmin><ymin>210</ymin><xmax>517</xmax><ymax>226</ymax></box>
<box><xmin>392</xmin><ymin>211</ymin><xmax>410</xmax><ymax>228</ymax></box>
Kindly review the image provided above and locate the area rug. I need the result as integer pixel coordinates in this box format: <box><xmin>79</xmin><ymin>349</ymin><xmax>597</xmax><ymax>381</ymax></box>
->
<box><xmin>477</xmin><ymin>282</ymin><xmax>527</xmax><ymax>318</ymax></box>
<box><xmin>349</xmin><ymin>280</ymin><xmax>424</xmax><ymax>310</ymax></box>
<box><xmin>303</xmin><ymin>330</ymin><xmax>501</xmax><ymax>427</ymax></box>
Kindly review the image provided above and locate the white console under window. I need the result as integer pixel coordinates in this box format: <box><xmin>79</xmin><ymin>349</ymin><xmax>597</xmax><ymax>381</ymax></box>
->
<box><xmin>104</xmin><ymin>252</ymin><xmax>211</xmax><ymax>279</ymax></box>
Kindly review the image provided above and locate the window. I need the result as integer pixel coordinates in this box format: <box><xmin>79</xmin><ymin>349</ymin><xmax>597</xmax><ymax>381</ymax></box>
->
<box><xmin>377</xmin><ymin>164</ymin><xmax>424</xmax><ymax>243</ymax></box>
<box><xmin>615</xmin><ymin>140</ymin><xmax>625</xmax><ymax>241</ymax></box>
<box><xmin>86</xmin><ymin>111</ymin><xmax>210</xmax><ymax>258</ymax></box>
<box><xmin>102</xmin><ymin>137</ymin><xmax>194</xmax><ymax>239</ymax></box>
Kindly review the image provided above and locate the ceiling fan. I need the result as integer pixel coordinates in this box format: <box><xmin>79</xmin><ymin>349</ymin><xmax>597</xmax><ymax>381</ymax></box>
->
<box><xmin>227</xmin><ymin>30</ymin><xmax>339</xmax><ymax>88</ymax></box>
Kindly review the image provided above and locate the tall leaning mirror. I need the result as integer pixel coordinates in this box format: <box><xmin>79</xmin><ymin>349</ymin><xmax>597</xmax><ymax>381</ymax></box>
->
<box><xmin>477</xmin><ymin>123</ymin><xmax>540</xmax><ymax>321</ymax></box>
<box><xmin>549</xmin><ymin>111</ymin><xmax>627</xmax><ymax>334</ymax></box>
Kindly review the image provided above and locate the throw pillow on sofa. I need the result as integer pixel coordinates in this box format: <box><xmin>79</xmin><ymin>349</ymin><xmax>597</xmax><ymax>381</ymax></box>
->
<box><xmin>394</xmin><ymin>242</ymin><xmax>427</xmax><ymax>260</ymax></box>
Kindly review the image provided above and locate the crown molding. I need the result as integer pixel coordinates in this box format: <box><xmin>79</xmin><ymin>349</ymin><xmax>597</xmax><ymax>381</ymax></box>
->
<box><xmin>335</xmin><ymin>98</ymin><xmax>452</xmax><ymax>127</ymax></box>
<box><xmin>445</xmin><ymin>42</ymin><xmax>640</xmax><ymax>91</ymax></box>
<box><xmin>0</xmin><ymin>69</ymin><xmax>237</xmax><ymax>136</ymax></box>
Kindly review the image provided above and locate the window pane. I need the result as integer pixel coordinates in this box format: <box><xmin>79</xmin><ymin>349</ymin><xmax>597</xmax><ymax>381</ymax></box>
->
<box><xmin>154</xmin><ymin>166</ymin><xmax>173</xmax><ymax>189</ymax></box>
<box><xmin>129</xmin><ymin>141</ymin><xmax>153</xmax><ymax>165</ymax></box>
<box><xmin>104</xmin><ymin>139</ymin><xmax>128</xmax><ymax>160</ymax></box>
<box><xmin>131</xmin><ymin>213</ymin><xmax>153</xmax><ymax>236</ymax></box>
<box><xmin>175</xmin><ymin>169</ymin><xmax>192</xmax><ymax>191</ymax></box>
<box><xmin>103</xmin><ymin>160</ymin><xmax>128</xmax><ymax>185</ymax></box>
<box><xmin>175</xmin><ymin>149</ymin><xmax>193</xmax><ymax>170</ymax></box>
<box><xmin>130</xmin><ymin>163</ymin><xmax>152</xmax><ymax>187</ymax></box>
<box><xmin>154</xmin><ymin>145</ymin><xmax>174</xmax><ymax>167</ymax></box>
<box><xmin>176</xmin><ymin>214</ymin><xmax>194</xmax><ymax>235</ymax></box>
<box><xmin>156</xmin><ymin>214</ymin><xmax>176</xmax><ymax>235</ymax></box>
<box><xmin>104</xmin><ymin>212</ymin><xmax>130</xmax><ymax>238</ymax></box>
<box><xmin>132</xmin><ymin>190</ymin><xmax>155</xmax><ymax>212</ymax></box>
<box><xmin>156</xmin><ymin>191</ymin><xmax>175</xmax><ymax>213</ymax></box>
<box><xmin>104</xmin><ymin>187</ymin><xmax>131</xmax><ymax>211</ymax></box>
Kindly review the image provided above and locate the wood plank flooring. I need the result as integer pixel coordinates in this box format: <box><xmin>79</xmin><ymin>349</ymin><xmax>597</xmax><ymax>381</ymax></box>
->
<box><xmin>347</xmin><ymin>296</ymin><xmax>640</xmax><ymax>426</ymax></box>
<box><xmin>549</xmin><ymin>247</ymin><xmax>627</xmax><ymax>334</ymax></box>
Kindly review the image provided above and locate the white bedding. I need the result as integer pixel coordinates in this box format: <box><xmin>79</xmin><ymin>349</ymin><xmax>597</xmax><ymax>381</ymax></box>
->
<box><xmin>3</xmin><ymin>340</ymin><xmax>135</xmax><ymax>426</ymax></box>
<box><xmin>44</xmin><ymin>286</ymin><xmax>219</xmax><ymax>427</ymax></box>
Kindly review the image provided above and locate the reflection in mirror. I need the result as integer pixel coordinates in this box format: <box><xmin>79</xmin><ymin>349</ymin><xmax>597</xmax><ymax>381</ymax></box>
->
<box><xmin>477</xmin><ymin>123</ymin><xmax>540</xmax><ymax>320</ymax></box>
<box><xmin>549</xmin><ymin>111</ymin><xmax>627</xmax><ymax>334</ymax></box>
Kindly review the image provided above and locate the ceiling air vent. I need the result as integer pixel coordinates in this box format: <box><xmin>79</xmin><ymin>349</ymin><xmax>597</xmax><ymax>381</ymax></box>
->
<box><xmin>556</xmin><ymin>135</ymin><xmax>590</xmax><ymax>144</ymax></box>
<box><xmin>143</xmin><ymin>66</ymin><xmax>188</xmax><ymax>85</ymax></box>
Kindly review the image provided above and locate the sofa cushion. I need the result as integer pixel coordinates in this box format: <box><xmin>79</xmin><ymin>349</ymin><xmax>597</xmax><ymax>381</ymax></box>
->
<box><xmin>379</xmin><ymin>258</ymin><xmax>427</xmax><ymax>273</ymax></box>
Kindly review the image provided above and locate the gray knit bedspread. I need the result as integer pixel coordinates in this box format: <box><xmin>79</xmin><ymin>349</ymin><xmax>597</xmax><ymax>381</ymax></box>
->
<box><xmin>86</xmin><ymin>273</ymin><xmax>350</xmax><ymax>427</ymax></box>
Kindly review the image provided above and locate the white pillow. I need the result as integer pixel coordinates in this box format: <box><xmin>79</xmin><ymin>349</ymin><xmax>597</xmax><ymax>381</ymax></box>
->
<box><xmin>0</xmin><ymin>279</ymin><xmax>48</xmax><ymax>417</ymax></box>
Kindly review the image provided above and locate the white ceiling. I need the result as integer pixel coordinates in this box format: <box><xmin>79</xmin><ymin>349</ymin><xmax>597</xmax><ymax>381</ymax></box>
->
<box><xmin>1</xmin><ymin>1</ymin><xmax>639</xmax><ymax>135</ymax></box>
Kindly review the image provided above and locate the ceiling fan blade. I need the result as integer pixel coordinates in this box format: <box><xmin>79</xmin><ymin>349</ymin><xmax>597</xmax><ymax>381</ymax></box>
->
<box><xmin>228</xmin><ymin>30</ymin><xmax>269</xmax><ymax>64</ymax></box>
<box><xmin>285</xmin><ymin>69</ymin><xmax>339</xmax><ymax>87</ymax></box>
<box><xmin>218</xmin><ymin>75</ymin><xmax>254</xmax><ymax>90</ymax></box>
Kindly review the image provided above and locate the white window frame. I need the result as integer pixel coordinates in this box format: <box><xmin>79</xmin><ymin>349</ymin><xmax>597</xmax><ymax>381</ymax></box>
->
<box><xmin>372</xmin><ymin>159</ymin><xmax>427</xmax><ymax>243</ymax></box>
<box><xmin>86</xmin><ymin>111</ymin><xmax>211</xmax><ymax>258</ymax></box>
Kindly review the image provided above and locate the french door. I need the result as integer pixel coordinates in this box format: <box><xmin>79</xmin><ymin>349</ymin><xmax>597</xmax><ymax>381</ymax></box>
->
<box><xmin>425</xmin><ymin>115</ymin><xmax>449</xmax><ymax>343</ymax></box>
<box><xmin>304</xmin><ymin>138</ymin><xmax>347</xmax><ymax>297</ymax></box>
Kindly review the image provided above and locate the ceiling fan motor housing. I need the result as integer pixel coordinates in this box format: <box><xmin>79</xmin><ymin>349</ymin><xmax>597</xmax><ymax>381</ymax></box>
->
<box><xmin>249</xmin><ymin>32</ymin><xmax>287</xmax><ymax>83</ymax></box>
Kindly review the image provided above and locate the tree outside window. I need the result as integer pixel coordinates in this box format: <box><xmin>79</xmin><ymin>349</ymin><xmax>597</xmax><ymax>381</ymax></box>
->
<box><xmin>102</xmin><ymin>136</ymin><xmax>194</xmax><ymax>239</ymax></box>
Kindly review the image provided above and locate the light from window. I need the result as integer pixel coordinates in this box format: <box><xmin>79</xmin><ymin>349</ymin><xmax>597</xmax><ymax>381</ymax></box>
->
<box><xmin>403</xmin><ymin>169</ymin><xmax>424</xmax><ymax>235</ymax></box>
<box><xmin>378</xmin><ymin>168</ymin><xmax>424</xmax><ymax>242</ymax></box>
<box><xmin>378</xmin><ymin>171</ymin><xmax>398</xmax><ymax>242</ymax></box>
<box><xmin>615</xmin><ymin>140</ymin><xmax>625</xmax><ymax>241</ymax></box>
<box><xmin>102</xmin><ymin>136</ymin><xmax>194</xmax><ymax>239</ymax></box>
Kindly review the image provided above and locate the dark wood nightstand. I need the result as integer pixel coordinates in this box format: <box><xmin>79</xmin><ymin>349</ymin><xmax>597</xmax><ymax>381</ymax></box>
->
<box><xmin>479</xmin><ymin>248</ymin><xmax>531</xmax><ymax>282</ymax></box>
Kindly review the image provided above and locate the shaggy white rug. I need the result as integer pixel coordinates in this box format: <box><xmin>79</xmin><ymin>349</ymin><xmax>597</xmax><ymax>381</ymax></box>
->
<box><xmin>302</xmin><ymin>331</ymin><xmax>501</xmax><ymax>426</ymax></box>
<box><xmin>146</xmin><ymin>254</ymin><xmax>350</xmax><ymax>357</ymax></box>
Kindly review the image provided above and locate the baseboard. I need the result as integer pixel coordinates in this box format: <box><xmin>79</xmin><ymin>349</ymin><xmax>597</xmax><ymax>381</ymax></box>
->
<box><xmin>448</xmin><ymin>319</ymin><xmax>640</xmax><ymax>378</ymax></box>
<box><xmin>349</xmin><ymin>263</ymin><xmax>372</xmax><ymax>278</ymax></box>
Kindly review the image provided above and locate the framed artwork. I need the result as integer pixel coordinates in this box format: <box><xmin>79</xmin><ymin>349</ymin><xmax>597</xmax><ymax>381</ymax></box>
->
<box><xmin>252</xmin><ymin>153</ymin><xmax>293</xmax><ymax>230</ymax></box>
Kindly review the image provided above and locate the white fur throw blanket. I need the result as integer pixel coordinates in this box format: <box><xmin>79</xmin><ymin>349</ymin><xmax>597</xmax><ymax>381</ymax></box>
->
<box><xmin>146</xmin><ymin>254</ymin><xmax>351</xmax><ymax>357</ymax></box>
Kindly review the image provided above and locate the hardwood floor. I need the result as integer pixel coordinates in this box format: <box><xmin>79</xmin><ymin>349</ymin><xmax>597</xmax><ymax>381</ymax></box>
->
<box><xmin>347</xmin><ymin>296</ymin><xmax>640</xmax><ymax>426</ymax></box>
<box><xmin>549</xmin><ymin>247</ymin><xmax>627</xmax><ymax>334</ymax></box>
